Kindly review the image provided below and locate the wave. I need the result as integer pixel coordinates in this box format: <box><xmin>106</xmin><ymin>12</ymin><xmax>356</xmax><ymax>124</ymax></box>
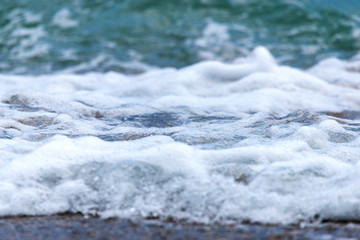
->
<box><xmin>1</xmin><ymin>47</ymin><xmax>360</xmax><ymax>224</ymax></box>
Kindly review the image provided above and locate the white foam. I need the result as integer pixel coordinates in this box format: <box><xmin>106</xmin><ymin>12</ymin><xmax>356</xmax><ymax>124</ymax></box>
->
<box><xmin>4</xmin><ymin>47</ymin><xmax>357</xmax><ymax>115</ymax></box>
<box><xmin>309</xmin><ymin>58</ymin><xmax>360</xmax><ymax>88</ymax></box>
<box><xmin>195</xmin><ymin>21</ymin><xmax>230</xmax><ymax>48</ymax></box>
<box><xmin>52</xmin><ymin>8</ymin><xmax>79</xmax><ymax>29</ymax></box>
<box><xmin>1</xmin><ymin>47</ymin><xmax>360</xmax><ymax>224</ymax></box>
<box><xmin>9</xmin><ymin>26</ymin><xmax>49</xmax><ymax>60</ymax></box>
<box><xmin>194</xmin><ymin>20</ymin><xmax>242</xmax><ymax>61</ymax></box>
<box><xmin>23</xmin><ymin>12</ymin><xmax>42</xmax><ymax>24</ymax></box>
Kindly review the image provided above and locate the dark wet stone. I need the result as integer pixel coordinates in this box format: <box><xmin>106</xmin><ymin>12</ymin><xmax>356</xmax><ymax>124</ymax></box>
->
<box><xmin>1</xmin><ymin>215</ymin><xmax>360</xmax><ymax>240</ymax></box>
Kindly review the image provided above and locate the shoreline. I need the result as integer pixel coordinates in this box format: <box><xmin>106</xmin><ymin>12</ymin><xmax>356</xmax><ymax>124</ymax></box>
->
<box><xmin>2</xmin><ymin>214</ymin><xmax>360</xmax><ymax>239</ymax></box>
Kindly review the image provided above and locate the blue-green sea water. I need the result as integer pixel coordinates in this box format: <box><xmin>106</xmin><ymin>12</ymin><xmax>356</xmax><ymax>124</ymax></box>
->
<box><xmin>1</xmin><ymin>0</ymin><xmax>359</xmax><ymax>74</ymax></box>
<box><xmin>2</xmin><ymin>0</ymin><xmax>360</xmax><ymax>224</ymax></box>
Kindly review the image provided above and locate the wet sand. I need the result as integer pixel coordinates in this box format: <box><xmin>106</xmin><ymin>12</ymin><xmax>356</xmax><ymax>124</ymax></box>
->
<box><xmin>1</xmin><ymin>215</ymin><xmax>360</xmax><ymax>240</ymax></box>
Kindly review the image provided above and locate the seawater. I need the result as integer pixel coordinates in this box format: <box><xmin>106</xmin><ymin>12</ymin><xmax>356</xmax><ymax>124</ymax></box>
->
<box><xmin>1</xmin><ymin>0</ymin><xmax>360</xmax><ymax>224</ymax></box>
<box><xmin>1</xmin><ymin>0</ymin><xmax>359</xmax><ymax>73</ymax></box>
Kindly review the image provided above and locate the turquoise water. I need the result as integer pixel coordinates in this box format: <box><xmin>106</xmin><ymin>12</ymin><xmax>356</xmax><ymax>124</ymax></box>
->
<box><xmin>1</xmin><ymin>0</ymin><xmax>359</xmax><ymax>74</ymax></box>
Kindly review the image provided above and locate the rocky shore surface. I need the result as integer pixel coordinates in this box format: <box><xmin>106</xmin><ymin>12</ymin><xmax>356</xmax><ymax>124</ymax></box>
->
<box><xmin>1</xmin><ymin>214</ymin><xmax>360</xmax><ymax>240</ymax></box>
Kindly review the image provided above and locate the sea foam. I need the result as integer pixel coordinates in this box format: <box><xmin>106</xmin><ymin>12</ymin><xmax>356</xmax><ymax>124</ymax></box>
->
<box><xmin>1</xmin><ymin>47</ymin><xmax>360</xmax><ymax>224</ymax></box>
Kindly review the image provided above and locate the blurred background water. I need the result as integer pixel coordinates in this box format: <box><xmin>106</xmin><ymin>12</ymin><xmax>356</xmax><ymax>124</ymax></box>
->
<box><xmin>1</xmin><ymin>0</ymin><xmax>359</xmax><ymax>74</ymax></box>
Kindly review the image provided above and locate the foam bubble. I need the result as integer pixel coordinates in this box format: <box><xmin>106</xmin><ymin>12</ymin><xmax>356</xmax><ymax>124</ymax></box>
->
<box><xmin>52</xmin><ymin>8</ymin><xmax>79</xmax><ymax>29</ymax></box>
